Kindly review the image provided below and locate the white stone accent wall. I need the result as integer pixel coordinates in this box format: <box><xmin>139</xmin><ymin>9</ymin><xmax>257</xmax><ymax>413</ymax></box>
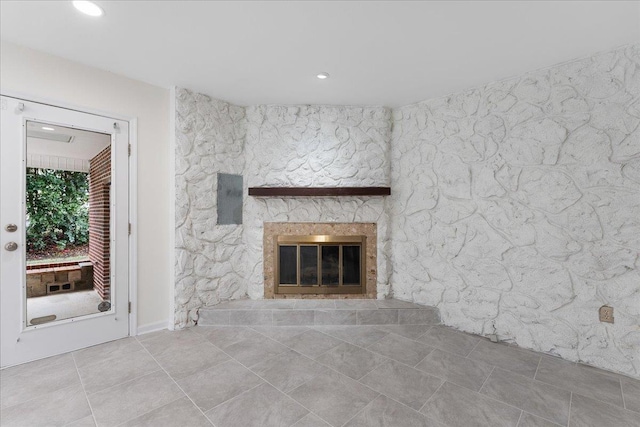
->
<box><xmin>391</xmin><ymin>44</ymin><xmax>640</xmax><ymax>377</ymax></box>
<box><xmin>174</xmin><ymin>88</ymin><xmax>247</xmax><ymax>328</ymax></box>
<box><xmin>244</xmin><ymin>105</ymin><xmax>392</xmax><ymax>299</ymax></box>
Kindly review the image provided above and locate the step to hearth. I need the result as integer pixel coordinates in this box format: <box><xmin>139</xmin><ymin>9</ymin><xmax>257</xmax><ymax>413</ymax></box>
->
<box><xmin>197</xmin><ymin>298</ymin><xmax>440</xmax><ymax>327</ymax></box>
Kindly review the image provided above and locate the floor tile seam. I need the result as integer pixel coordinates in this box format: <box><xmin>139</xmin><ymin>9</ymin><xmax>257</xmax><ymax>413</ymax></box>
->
<box><xmin>520</xmin><ymin>410</ymin><xmax>567</xmax><ymax>427</ymax></box>
<box><xmin>620</xmin><ymin>377</ymin><xmax>627</xmax><ymax>410</ymax></box>
<box><xmin>75</xmin><ymin>347</ymin><xmax>152</xmax><ymax>377</ymax></box>
<box><xmin>1</xmin><ymin>381</ymin><xmax>90</xmax><ymax>423</ymax></box>
<box><xmin>515</xmin><ymin>410</ymin><xmax>524</xmax><ymax>427</ymax></box>
<box><xmin>338</xmin><ymin>397</ymin><xmax>372</xmax><ymax>427</ymax></box>
<box><xmin>417</xmin><ymin>379</ymin><xmax>446</xmax><ymax>414</ymax></box>
<box><xmin>477</xmin><ymin>366</ymin><xmax>496</xmax><ymax>394</ymax></box>
<box><xmin>136</xmin><ymin>340</ymin><xmax>212</xmax><ymax>425</ymax></box>
<box><xmin>284</xmin><ymin>356</ymin><xmax>384</xmax><ymax>418</ymax></box>
<box><xmin>214</xmin><ymin>346</ymin><xmax>334</xmax><ymax>427</ymax></box>
<box><xmin>373</xmin><ymin>326</ymin><xmax>472</xmax><ymax>355</ymax></box>
<box><xmin>533</xmin><ymin>355</ymin><xmax>543</xmax><ymax>381</ymax></box>
<box><xmin>0</xmin><ymin>368</ymin><xmax>83</xmax><ymax>411</ymax></box>
<box><xmin>411</xmin><ymin>325</ymin><xmax>434</xmax><ymax>341</ymax></box>
<box><xmin>570</xmin><ymin>390</ymin><xmax>640</xmax><ymax>418</ymax></box>
<box><xmin>509</xmin><ymin>368</ymin><xmax>583</xmax><ymax>401</ymax></box>
<box><xmin>311</xmin><ymin>327</ymin><xmax>436</xmax><ymax>374</ymax></box>
<box><xmin>376</xmin><ymin>391</ymin><xmax>447</xmax><ymax>425</ymax></box>
<box><xmin>112</xmin><ymin>395</ymin><xmax>193</xmax><ymax>427</ymax></box>
<box><xmin>365</xmin><ymin>343</ymin><xmax>438</xmax><ymax>372</ymax></box>
<box><xmin>531</xmin><ymin>373</ymin><xmax>627</xmax><ymax>409</ymax></box>
<box><xmin>464</xmin><ymin>336</ymin><xmax>483</xmax><ymax>357</ymax></box>
<box><xmin>72</xmin><ymin>339</ymin><xmax>144</xmax><ymax>370</ymax></box>
<box><xmin>567</xmin><ymin>392</ymin><xmax>573</xmax><ymax>427</ymax></box>
<box><xmin>474</xmin><ymin>378</ymin><xmax>560</xmax><ymax>420</ymax></box>
<box><xmin>314</xmin><ymin>344</ymin><xmax>389</xmax><ymax>381</ymax></box>
<box><xmin>201</xmin><ymin>381</ymin><xmax>266</xmax><ymax>416</ymax></box>
<box><xmin>83</xmin><ymin>367</ymin><xmax>167</xmax><ymax>397</ymax></box>
<box><xmin>70</xmin><ymin>357</ymin><xmax>99</xmax><ymax>427</ymax></box>
<box><xmin>200</xmin><ymin>334</ymin><xmax>333</xmax><ymax>426</ymax></box>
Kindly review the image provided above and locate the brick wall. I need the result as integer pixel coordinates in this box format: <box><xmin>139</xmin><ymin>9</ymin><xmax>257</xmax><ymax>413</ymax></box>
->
<box><xmin>89</xmin><ymin>146</ymin><xmax>110</xmax><ymax>300</ymax></box>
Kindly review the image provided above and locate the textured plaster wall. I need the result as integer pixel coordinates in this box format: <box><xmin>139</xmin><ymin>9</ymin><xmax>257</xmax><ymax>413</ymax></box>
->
<box><xmin>391</xmin><ymin>44</ymin><xmax>640</xmax><ymax>377</ymax></box>
<box><xmin>244</xmin><ymin>105</ymin><xmax>392</xmax><ymax>299</ymax></box>
<box><xmin>174</xmin><ymin>88</ymin><xmax>247</xmax><ymax>327</ymax></box>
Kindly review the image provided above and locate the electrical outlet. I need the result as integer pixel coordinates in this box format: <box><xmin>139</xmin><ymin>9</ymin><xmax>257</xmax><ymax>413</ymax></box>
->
<box><xmin>599</xmin><ymin>305</ymin><xmax>614</xmax><ymax>323</ymax></box>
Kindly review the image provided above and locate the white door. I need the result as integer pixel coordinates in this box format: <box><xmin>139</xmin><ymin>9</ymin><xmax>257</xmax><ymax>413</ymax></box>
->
<box><xmin>0</xmin><ymin>96</ymin><xmax>130</xmax><ymax>367</ymax></box>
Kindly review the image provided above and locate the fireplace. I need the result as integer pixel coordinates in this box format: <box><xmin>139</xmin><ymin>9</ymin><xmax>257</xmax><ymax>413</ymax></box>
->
<box><xmin>263</xmin><ymin>222</ymin><xmax>377</xmax><ymax>299</ymax></box>
<box><xmin>276</xmin><ymin>235</ymin><xmax>365</xmax><ymax>294</ymax></box>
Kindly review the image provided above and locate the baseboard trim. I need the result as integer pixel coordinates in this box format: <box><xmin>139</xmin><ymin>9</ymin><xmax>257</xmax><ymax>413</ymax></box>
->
<box><xmin>136</xmin><ymin>320</ymin><xmax>169</xmax><ymax>336</ymax></box>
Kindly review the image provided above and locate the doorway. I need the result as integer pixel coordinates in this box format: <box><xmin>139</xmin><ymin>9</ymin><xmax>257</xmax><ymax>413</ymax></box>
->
<box><xmin>1</xmin><ymin>96</ymin><xmax>131</xmax><ymax>368</ymax></box>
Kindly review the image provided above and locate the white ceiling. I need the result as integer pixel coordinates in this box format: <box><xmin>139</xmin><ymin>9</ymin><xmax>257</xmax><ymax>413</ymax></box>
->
<box><xmin>1</xmin><ymin>1</ymin><xmax>638</xmax><ymax>107</ymax></box>
<box><xmin>27</xmin><ymin>121</ymin><xmax>110</xmax><ymax>161</ymax></box>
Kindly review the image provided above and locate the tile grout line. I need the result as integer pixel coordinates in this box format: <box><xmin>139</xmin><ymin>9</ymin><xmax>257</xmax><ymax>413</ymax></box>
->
<box><xmin>417</xmin><ymin>380</ymin><xmax>446</xmax><ymax>414</ymax></box>
<box><xmin>112</xmin><ymin>395</ymin><xmax>189</xmax><ymax>427</ymax></box>
<box><xmin>567</xmin><ymin>392</ymin><xmax>573</xmax><ymax>427</ymax></box>
<box><xmin>464</xmin><ymin>337</ymin><xmax>483</xmax><ymax>358</ymax></box>
<box><xmin>533</xmin><ymin>355</ymin><xmax>542</xmax><ymax>380</ymax></box>
<box><xmin>620</xmin><ymin>378</ymin><xmax>627</xmax><ymax>410</ymax></box>
<box><xmin>339</xmin><ymin>396</ymin><xmax>376</xmax><ymax>427</ymax></box>
<box><xmin>202</xmin><ymin>333</ymin><xmax>333</xmax><ymax>427</ymax></box>
<box><xmin>515</xmin><ymin>410</ymin><xmax>523</xmax><ymax>427</ymax></box>
<box><xmin>70</xmin><ymin>351</ymin><xmax>100</xmax><ymax>427</ymax></box>
<box><xmin>134</xmin><ymin>335</ymin><xmax>215</xmax><ymax>426</ymax></box>
<box><xmin>521</xmin><ymin>411</ymin><xmax>565</xmax><ymax>427</ymax></box>
<box><xmin>477</xmin><ymin>366</ymin><xmax>496</xmax><ymax>394</ymax></box>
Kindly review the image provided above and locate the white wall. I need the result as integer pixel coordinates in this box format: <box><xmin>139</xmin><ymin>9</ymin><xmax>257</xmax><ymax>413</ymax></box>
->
<box><xmin>391</xmin><ymin>44</ymin><xmax>640</xmax><ymax>378</ymax></box>
<box><xmin>1</xmin><ymin>41</ymin><xmax>170</xmax><ymax>331</ymax></box>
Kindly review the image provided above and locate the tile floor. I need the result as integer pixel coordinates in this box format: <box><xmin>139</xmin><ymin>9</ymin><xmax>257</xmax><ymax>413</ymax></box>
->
<box><xmin>1</xmin><ymin>318</ymin><xmax>639</xmax><ymax>426</ymax></box>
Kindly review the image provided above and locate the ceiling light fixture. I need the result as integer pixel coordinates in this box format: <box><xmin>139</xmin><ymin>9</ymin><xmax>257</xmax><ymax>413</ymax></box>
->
<box><xmin>72</xmin><ymin>1</ymin><xmax>104</xmax><ymax>17</ymax></box>
<box><xmin>316</xmin><ymin>72</ymin><xmax>330</xmax><ymax>80</ymax></box>
<box><xmin>41</xmin><ymin>126</ymin><xmax>55</xmax><ymax>131</ymax></box>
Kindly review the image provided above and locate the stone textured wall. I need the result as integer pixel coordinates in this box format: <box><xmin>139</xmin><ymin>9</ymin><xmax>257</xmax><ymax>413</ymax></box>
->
<box><xmin>174</xmin><ymin>88</ymin><xmax>247</xmax><ymax>328</ymax></box>
<box><xmin>244</xmin><ymin>105</ymin><xmax>392</xmax><ymax>299</ymax></box>
<box><xmin>391</xmin><ymin>44</ymin><xmax>640</xmax><ymax>377</ymax></box>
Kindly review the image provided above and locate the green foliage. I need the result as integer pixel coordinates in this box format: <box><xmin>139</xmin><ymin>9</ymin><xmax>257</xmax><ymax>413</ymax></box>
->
<box><xmin>26</xmin><ymin>168</ymin><xmax>89</xmax><ymax>252</ymax></box>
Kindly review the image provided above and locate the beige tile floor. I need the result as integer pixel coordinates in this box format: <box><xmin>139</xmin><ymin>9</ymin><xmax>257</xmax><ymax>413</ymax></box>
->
<box><xmin>1</xmin><ymin>323</ymin><xmax>639</xmax><ymax>426</ymax></box>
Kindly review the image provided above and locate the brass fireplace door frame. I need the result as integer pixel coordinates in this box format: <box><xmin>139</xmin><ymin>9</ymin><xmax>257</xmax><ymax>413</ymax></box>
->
<box><xmin>275</xmin><ymin>235</ymin><xmax>366</xmax><ymax>295</ymax></box>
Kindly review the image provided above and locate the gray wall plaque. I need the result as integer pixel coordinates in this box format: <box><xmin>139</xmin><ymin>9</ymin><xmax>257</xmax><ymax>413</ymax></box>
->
<box><xmin>217</xmin><ymin>173</ymin><xmax>243</xmax><ymax>225</ymax></box>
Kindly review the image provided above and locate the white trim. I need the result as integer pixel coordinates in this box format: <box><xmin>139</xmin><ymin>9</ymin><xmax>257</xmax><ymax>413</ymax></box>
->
<box><xmin>1</xmin><ymin>89</ymin><xmax>139</xmax><ymax>338</ymax></box>
<box><xmin>0</xmin><ymin>89</ymin><xmax>134</xmax><ymax>122</ymax></box>
<box><xmin>167</xmin><ymin>86</ymin><xmax>176</xmax><ymax>331</ymax></box>
<box><xmin>137</xmin><ymin>319</ymin><xmax>169</xmax><ymax>336</ymax></box>
<box><xmin>128</xmin><ymin>118</ymin><xmax>138</xmax><ymax>336</ymax></box>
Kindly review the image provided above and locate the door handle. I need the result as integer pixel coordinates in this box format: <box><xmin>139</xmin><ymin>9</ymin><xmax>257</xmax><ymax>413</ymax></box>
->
<box><xmin>4</xmin><ymin>242</ymin><xmax>18</xmax><ymax>251</ymax></box>
<box><xmin>5</xmin><ymin>224</ymin><xmax>18</xmax><ymax>232</ymax></box>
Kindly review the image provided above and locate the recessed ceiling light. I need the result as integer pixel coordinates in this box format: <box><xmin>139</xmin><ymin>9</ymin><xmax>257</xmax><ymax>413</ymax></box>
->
<box><xmin>41</xmin><ymin>126</ymin><xmax>55</xmax><ymax>131</ymax></box>
<box><xmin>72</xmin><ymin>1</ymin><xmax>104</xmax><ymax>17</ymax></box>
<box><xmin>316</xmin><ymin>72</ymin><xmax>330</xmax><ymax>80</ymax></box>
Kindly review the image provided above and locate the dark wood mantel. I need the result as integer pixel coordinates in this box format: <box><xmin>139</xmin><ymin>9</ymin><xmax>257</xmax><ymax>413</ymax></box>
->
<box><xmin>248</xmin><ymin>187</ymin><xmax>391</xmax><ymax>197</ymax></box>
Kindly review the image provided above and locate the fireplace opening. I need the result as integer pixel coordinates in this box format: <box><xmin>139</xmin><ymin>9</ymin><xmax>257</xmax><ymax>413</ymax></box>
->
<box><xmin>276</xmin><ymin>235</ymin><xmax>365</xmax><ymax>295</ymax></box>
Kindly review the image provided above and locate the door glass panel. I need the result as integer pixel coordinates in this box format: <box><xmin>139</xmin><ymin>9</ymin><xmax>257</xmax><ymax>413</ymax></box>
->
<box><xmin>321</xmin><ymin>245</ymin><xmax>339</xmax><ymax>286</ymax></box>
<box><xmin>25</xmin><ymin>121</ymin><xmax>111</xmax><ymax>326</ymax></box>
<box><xmin>278</xmin><ymin>245</ymin><xmax>297</xmax><ymax>285</ymax></box>
<box><xmin>342</xmin><ymin>245</ymin><xmax>361</xmax><ymax>285</ymax></box>
<box><xmin>300</xmin><ymin>245</ymin><xmax>318</xmax><ymax>285</ymax></box>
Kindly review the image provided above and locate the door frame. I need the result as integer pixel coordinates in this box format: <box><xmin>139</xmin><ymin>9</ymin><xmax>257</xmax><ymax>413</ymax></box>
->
<box><xmin>0</xmin><ymin>90</ymin><xmax>138</xmax><ymax>340</ymax></box>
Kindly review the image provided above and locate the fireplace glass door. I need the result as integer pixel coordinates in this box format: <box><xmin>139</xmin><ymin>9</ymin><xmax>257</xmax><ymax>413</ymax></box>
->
<box><xmin>276</xmin><ymin>235</ymin><xmax>365</xmax><ymax>294</ymax></box>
